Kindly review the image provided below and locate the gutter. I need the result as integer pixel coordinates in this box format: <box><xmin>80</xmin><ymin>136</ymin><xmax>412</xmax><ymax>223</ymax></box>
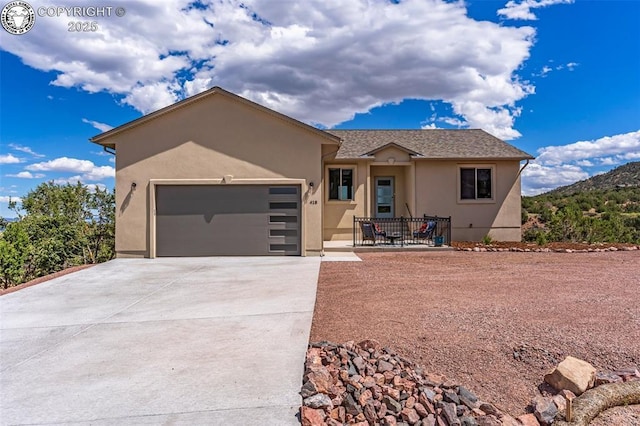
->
<box><xmin>103</xmin><ymin>146</ymin><xmax>116</xmax><ymax>155</ymax></box>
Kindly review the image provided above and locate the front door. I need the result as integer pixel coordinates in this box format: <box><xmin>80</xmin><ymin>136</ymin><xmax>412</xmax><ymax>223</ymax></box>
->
<box><xmin>375</xmin><ymin>177</ymin><xmax>394</xmax><ymax>218</ymax></box>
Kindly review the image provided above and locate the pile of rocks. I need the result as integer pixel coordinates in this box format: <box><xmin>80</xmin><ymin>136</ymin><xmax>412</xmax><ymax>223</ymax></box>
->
<box><xmin>301</xmin><ymin>342</ymin><xmax>640</xmax><ymax>426</ymax></box>
<box><xmin>301</xmin><ymin>340</ymin><xmax>518</xmax><ymax>426</ymax></box>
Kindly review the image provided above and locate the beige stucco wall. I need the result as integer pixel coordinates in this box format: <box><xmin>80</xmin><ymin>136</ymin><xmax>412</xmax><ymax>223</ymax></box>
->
<box><xmin>106</xmin><ymin>93</ymin><xmax>330</xmax><ymax>257</ymax></box>
<box><xmin>322</xmin><ymin>161</ymin><xmax>368</xmax><ymax>240</ymax></box>
<box><xmin>371</xmin><ymin>146</ymin><xmax>411</xmax><ymax>163</ymax></box>
<box><xmin>414</xmin><ymin>160</ymin><xmax>522</xmax><ymax>241</ymax></box>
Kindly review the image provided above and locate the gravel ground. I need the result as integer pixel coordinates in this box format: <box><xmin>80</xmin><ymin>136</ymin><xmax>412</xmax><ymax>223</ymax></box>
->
<box><xmin>310</xmin><ymin>251</ymin><xmax>640</xmax><ymax>416</ymax></box>
<box><xmin>590</xmin><ymin>404</ymin><xmax>640</xmax><ymax>425</ymax></box>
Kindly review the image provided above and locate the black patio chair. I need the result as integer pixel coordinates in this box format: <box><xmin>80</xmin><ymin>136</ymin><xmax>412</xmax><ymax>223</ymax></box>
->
<box><xmin>413</xmin><ymin>220</ymin><xmax>436</xmax><ymax>244</ymax></box>
<box><xmin>360</xmin><ymin>221</ymin><xmax>386</xmax><ymax>245</ymax></box>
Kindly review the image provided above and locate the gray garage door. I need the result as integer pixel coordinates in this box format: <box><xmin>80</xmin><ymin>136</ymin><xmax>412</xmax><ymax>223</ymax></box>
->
<box><xmin>156</xmin><ymin>185</ymin><xmax>301</xmax><ymax>256</ymax></box>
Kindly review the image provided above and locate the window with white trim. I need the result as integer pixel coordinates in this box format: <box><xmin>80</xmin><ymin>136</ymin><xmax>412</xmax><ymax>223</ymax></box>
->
<box><xmin>460</xmin><ymin>167</ymin><xmax>493</xmax><ymax>200</ymax></box>
<box><xmin>328</xmin><ymin>168</ymin><xmax>354</xmax><ymax>200</ymax></box>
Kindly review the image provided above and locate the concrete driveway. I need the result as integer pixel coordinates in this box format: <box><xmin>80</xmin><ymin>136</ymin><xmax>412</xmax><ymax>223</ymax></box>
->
<box><xmin>0</xmin><ymin>257</ymin><xmax>320</xmax><ymax>425</ymax></box>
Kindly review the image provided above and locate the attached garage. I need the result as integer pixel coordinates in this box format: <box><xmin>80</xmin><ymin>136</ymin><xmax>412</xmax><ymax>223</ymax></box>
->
<box><xmin>155</xmin><ymin>184</ymin><xmax>301</xmax><ymax>256</ymax></box>
<box><xmin>90</xmin><ymin>87</ymin><xmax>338</xmax><ymax>258</ymax></box>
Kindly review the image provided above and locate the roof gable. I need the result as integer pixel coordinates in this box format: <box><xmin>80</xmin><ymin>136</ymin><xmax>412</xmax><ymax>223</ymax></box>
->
<box><xmin>362</xmin><ymin>142</ymin><xmax>423</xmax><ymax>158</ymax></box>
<box><xmin>90</xmin><ymin>86</ymin><xmax>341</xmax><ymax>148</ymax></box>
<box><xmin>326</xmin><ymin>129</ymin><xmax>534</xmax><ymax>160</ymax></box>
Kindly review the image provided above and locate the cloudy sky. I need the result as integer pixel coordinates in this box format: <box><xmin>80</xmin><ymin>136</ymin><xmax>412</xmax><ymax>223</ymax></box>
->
<box><xmin>1</xmin><ymin>0</ymin><xmax>639</xmax><ymax>216</ymax></box>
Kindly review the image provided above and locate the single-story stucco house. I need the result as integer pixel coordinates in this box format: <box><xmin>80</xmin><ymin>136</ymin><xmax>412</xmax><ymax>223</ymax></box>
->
<box><xmin>90</xmin><ymin>86</ymin><xmax>534</xmax><ymax>257</ymax></box>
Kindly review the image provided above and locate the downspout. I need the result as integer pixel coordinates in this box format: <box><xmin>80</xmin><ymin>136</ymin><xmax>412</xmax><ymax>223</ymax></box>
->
<box><xmin>517</xmin><ymin>159</ymin><xmax>530</xmax><ymax>177</ymax></box>
<box><xmin>103</xmin><ymin>146</ymin><xmax>116</xmax><ymax>155</ymax></box>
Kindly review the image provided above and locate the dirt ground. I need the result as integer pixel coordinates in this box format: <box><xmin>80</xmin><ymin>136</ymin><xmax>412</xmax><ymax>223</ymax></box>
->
<box><xmin>0</xmin><ymin>264</ymin><xmax>95</xmax><ymax>296</ymax></box>
<box><xmin>310</xmin><ymin>251</ymin><xmax>640</xmax><ymax>417</ymax></box>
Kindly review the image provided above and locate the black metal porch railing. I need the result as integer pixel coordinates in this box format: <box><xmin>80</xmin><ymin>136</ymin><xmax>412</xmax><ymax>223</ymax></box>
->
<box><xmin>353</xmin><ymin>215</ymin><xmax>451</xmax><ymax>247</ymax></box>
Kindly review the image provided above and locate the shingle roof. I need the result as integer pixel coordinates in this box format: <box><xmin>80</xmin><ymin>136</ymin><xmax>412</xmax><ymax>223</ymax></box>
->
<box><xmin>325</xmin><ymin>129</ymin><xmax>534</xmax><ymax>160</ymax></box>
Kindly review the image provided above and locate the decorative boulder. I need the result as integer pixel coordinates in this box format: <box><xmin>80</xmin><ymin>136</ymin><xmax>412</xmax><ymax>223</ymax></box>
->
<box><xmin>544</xmin><ymin>356</ymin><xmax>596</xmax><ymax>395</ymax></box>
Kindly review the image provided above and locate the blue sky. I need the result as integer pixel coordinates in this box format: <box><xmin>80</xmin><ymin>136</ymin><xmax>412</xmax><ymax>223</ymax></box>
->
<box><xmin>1</xmin><ymin>0</ymin><xmax>639</xmax><ymax>217</ymax></box>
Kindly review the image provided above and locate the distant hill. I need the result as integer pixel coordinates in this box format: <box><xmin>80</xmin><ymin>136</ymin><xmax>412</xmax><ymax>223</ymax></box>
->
<box><xmin>548</xmin><ymin>161</ymin><xmax>640</xmax><ymax>196</ymax></box>
<box><xmin>521</xmin><ymin>161</ymin><xmax>640</xmax><ymax>244</ymax></box>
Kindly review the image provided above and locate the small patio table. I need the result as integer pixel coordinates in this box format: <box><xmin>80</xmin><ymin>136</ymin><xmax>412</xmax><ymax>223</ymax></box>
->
<box><xmin>386</xmin><ymin>233</ymin><xmax>403</xmax><ymax>245</ymax></box>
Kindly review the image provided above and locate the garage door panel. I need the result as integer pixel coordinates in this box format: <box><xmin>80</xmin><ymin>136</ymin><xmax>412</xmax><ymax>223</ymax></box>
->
<box><xmin>156</xmin><ymin>185</ymin><xmax>300</xmax><ymax>256</ymax></box>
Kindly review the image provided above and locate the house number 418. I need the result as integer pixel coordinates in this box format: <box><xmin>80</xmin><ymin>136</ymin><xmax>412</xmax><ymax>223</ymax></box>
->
<box><xmin>309</xmin><ymin>200</ymin><xmax>318</xmax><ymax>205</ymax></box>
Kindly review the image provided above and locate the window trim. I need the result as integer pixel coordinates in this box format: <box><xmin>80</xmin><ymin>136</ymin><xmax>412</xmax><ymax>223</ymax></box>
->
<box><xmin>325</xmin><ymin>164</ymin><xmax>357</xmax><ymax>203</ymax></box>
<box><xmin>457</xmin><ymin>164</ymin><xmax>496</xmax><ymax>204</ymax></box>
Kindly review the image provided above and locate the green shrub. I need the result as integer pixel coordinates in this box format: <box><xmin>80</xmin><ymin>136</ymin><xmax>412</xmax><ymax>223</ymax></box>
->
<box><xmin>0</xmin><ymin>182</ymin><xmax>115</xmax><ymax>289</ymax></box>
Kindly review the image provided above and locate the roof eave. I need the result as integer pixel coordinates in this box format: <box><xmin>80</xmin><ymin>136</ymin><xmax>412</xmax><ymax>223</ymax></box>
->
<box><xmin>336</xmin><ymin>155</ymin><xmax>536</xmax><ymax>161</ymax></box>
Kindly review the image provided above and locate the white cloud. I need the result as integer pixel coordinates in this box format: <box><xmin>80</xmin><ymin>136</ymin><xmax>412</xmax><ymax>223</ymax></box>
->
<box><xmin>122</xmin><ymin>81</ymin><xmax>181</xmax><ymax>115</ymax></box>
<box><xmin>535</xmin><ymin>130</ymin><xmax>640</xmax><ymax>166</ymax></box>
<box><xmin>8</xmin><ymin>143</ymin><xmax>45</xmax><ymax>157</ymax></box>
<box><xmin>441</xmin><ymin>117</ymin><xmax>467</xmax><ymax>127</ymax></box>
<box><xmin>522</xmin><ymin>163</ymin><xmax>589</xmax><ymax>195</ymax></box>
<box><xmin>0</xmin><ymin>0</ymin><xmax>538</xmax><ymax>140</ymax></box>
<box><xmin>539</xmin><ymin>65</ymin><xmax>552</xmax><ymax>77</ymax></box>
<box><xmin>0</xmin><ymin>196</ymin><xmax>22</xmax><ymax>203</ymax></box>
<box><xmin>26</xmin><ymin>157</ymin><xmax>115</xmax><ymax>181</ymax></box>
<box><xmin>82</xmin><ymin>118</ymin><xmax>114</xmax><ymax>133</ymax></box>
<box><xmin>522</xmin><ymin>130</ymin><xmax>640</xmax><ymax>195</ymax></box>
<box><xmin>421</xmin><ymin>123</ymin><xmax>439</xmax><ymax>129</ymax></box>
<box><xmin>0</xmin><ymin>154</ymin><xmax>21</xmax><ymax>164</ymax></box>
<box><xmin>85</xmin><ymin>183</ymin><xmax>108</xmax><ymax>193</ymax></box>
<box><xmin>53</xmin><ymin>176</ymin><xmax>82</xmax><ymax>185</ymax></box>
<box><xmin>498</xmin><ymin>0</ymin><xmax>574</xmax><ymax>21</ymax></box>
<box><xmin>6</xmin><ymin>171</ymin><xmax>46</xmax><ymax>179</ymax></box>
<box><xmin>535</xmin><ymin>62</ymin><xmax>578</xmax><ymax>77</ymax></box>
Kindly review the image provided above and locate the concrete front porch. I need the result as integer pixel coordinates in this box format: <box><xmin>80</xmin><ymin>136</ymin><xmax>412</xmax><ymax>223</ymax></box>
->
<box><xmin>323</xmin><ymin>240</ymin><xmax>454</xmax><ymax>253</ymax></box>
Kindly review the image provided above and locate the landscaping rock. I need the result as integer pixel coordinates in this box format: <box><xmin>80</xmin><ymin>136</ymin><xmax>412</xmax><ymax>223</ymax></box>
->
<box><xmin>552</xmin><ymin>394</ymin><xmax>566</xmax><ymax>415</ymax></box>
<box><xmin>442</xmin><ymin>402</ymin><xmax>461</xmax><ymax>425</ymax></box>
<box><xmin>444</xmin><ymin>389</ymin><xmax>461</xmax><ymax>404</ymax></box>
<box><xmin>543</xmin><ymin>356</ymin><xmax>596</xmax><ymax>395</ymax></box>
<box><xmin>475</xmin><ymin>416</ymin><xmax>501</xmax><ymax>426</ymax></box>
<box><xmin>301</xmin><ymin>406</ymin><xmax>327</xmax><ymax>426</ymax></box>
<box><xmin>479</xmin><ymin>403</ymin><xmax>500</xmax><ymax>417</ymax></box>
<box><xmin>531</xmin><ymin>395</ymin><xmax>558</xmax><ymax>425</ymax></box>
<box><xmin>613</xmin><ymin>366</ymin><xmax>640</xmax><ymax>382</ymax></box>
<box><xmin>305</xmin><ymin>393</ymin><xmax>334</xmax><ymax>409</ymax></box>
<box><xmin>517</xmin><ymin>413</ymin><xmax>540</xmax><ymax>426</ymax></box>
<box><xmin>384</xmin><ymin>395</ymin><xmax>403</xmax><ymax>414</ymax></box>
<box><xmin>594</xmin><ymin>371</ymin><xmax>623</xmax><ymax>386</ymax></box>
<box><xmin>460</xmin><ymin>415</ymin><xmax>478</xmax><ymax>426</ymax></box>
<box><xmin>302</xmin><ymin>341</ymin><xmax>510</xmax><ymax>426</ymax></box>
<box><xmin>401</xmin><ymin>407</ymin><xmax>420</xmax><ymax>424</ymax></box>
